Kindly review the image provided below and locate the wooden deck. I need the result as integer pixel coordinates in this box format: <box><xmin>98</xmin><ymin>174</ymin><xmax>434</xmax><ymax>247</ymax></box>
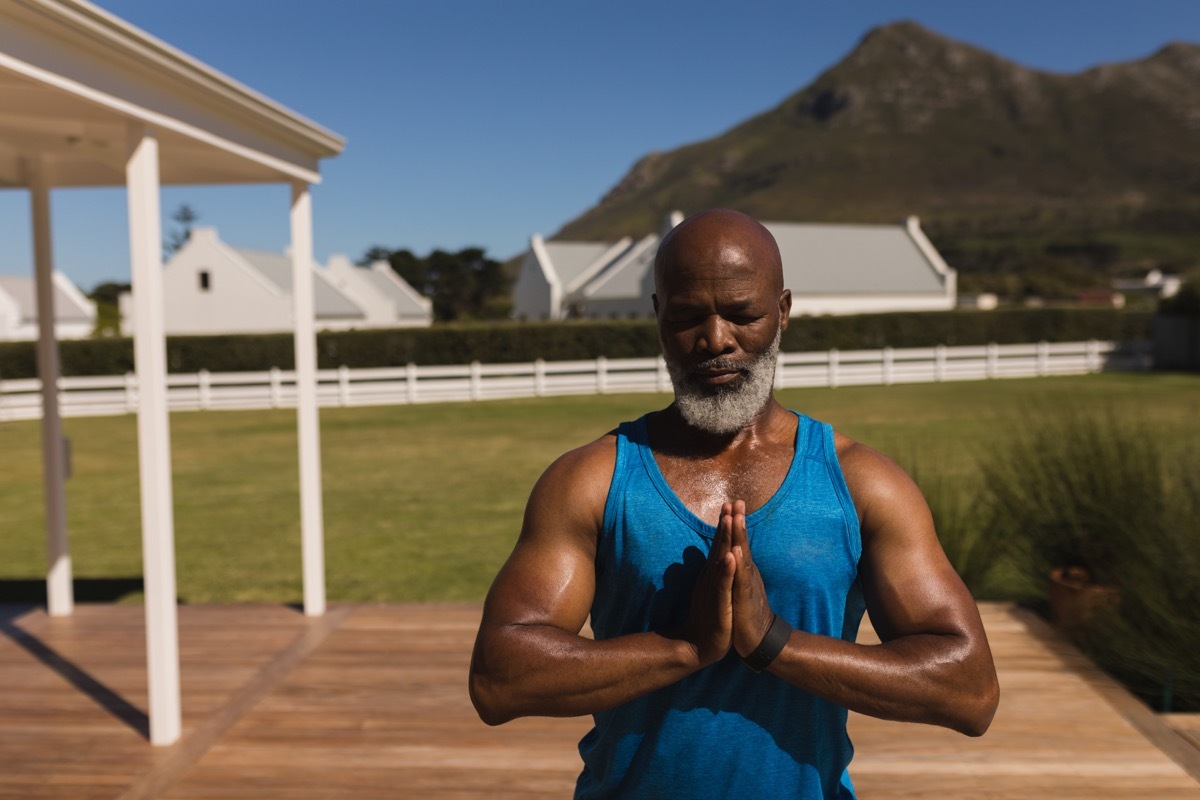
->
<box><xmin>1</xmin><ymin>602</ymin><xmax>1197</xmax><ymax>799</ymax></box>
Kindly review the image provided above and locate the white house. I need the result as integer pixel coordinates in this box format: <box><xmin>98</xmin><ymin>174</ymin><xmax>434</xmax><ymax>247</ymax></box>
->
<box><xmin>513</xmin><ymin>212</ymin><xmax>957</xmax><ymax>319</ymax></box>
<box><xmin>322</xmin><ymin>255</ymin><xmax>432</xmax><ymax>328</ymax></box>
<box><xmin>121</xmin><ymin>227</ymin><xmax>431</xmax><ymax>335</ymax></box>
<box><xmin>0</xmin><ymin>271</ymin><xmax>96</xmax><ymax>340</ymax></box>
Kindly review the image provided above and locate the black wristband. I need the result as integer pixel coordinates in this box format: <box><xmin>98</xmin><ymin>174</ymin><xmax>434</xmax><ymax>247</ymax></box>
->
<box><xmin>741</xmin><ymin>613</ymin><xmax>792</xmax><ymax>673</ymax></box>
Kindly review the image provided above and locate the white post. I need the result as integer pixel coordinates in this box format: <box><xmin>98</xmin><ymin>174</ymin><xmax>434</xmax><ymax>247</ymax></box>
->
<box><xmin>1037</xmin><ymin>341</ymin><xmax>1049</xmax><ymax>377</ymax></box>
<box><xmin>198</xmin><ymin>369</ymin><xmax>211</xmax><ymax>410</ymax></box>
<box><xmin>126</xmin><ymin>127</ymin><xmax>181</xmax><ymax>746</ymax></box>
<box><xmin>596</xmin><ymin>356</ymin><xmax>608</xmax><ymax>394</ymax></box>
<box><xmin>269</xmin><ymin>367</ymin><xmax>282</xmax><ymax>408</ymax></box>
<box><xmin>935</xmin><ymin>344</ymin><xmax>947</xmax><ymax>382</ymax></box>
<box><xmin>987</xmin><ymin>343</ymin><xmax>999</xmax><ymax>379</ymax></box>
<box><xmin>338</xmin><ymin>365</ymin><xmax>351</xmax><ymax>406</ymax></box>
<box><xmin>29</xmin><ymin>159</ymin><xmax>73</xmax><ymax>617</ymax></box>
<box><xmin>1087</xmin><ymin>339</ymin><xmax>1100</xmax><ymax>373</ymax></box>
<box><xmin>470</xmin><ymin>361</ymin><xmax>482</xmax><ymax>401</ymax></box>
<box><xmin>290</xmin><ymin>181</ymin><xmax>326</xmax><ymax>617</ymax></box>
<box><xmin>406</xmin><ymin>362</ymin><xmax>418</xmax><ymax>403</ymax></box>
<box><xmin>125</xmin><ymin>371</ymin><xmax>138</xmax><ymax>412</ymax></box>
<box><xmin>828</xmin><ymin>348</ymin><xmax>839</xmax><ymax>389</ymax></box>
<box><xmin>534</xmin><ymin>358</ymin><xmax>546</xmax><ymax>397</ymax></box>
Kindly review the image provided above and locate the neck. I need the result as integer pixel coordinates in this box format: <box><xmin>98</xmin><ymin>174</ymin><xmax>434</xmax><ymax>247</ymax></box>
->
<box><xmin>657</xmin><ymin>396</ymin><xmax>788</xmax><ymax>455</ymax></box>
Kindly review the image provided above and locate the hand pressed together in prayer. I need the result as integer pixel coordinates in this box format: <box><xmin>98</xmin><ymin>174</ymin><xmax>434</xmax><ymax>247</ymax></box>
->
<box><xmin>681</xmin><ymin>499</ymin><xmax>778</xmax><ymax>666</ymax></box>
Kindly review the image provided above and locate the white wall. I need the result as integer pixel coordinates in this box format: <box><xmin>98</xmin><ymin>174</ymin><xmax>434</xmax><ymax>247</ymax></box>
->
<box><xmin>160</xmin><ymin>231</ymin><xmax>291</xmax><ymax>335</ymax></box>
<box><xmin>789</xmin><ymin>293</ymin><xmax>956</xmax><ymax>317</ymax></box>
<box><xmin>511</xmin><ymin>241</ymin><xmax>556</xmax><ymax>321</ymax></box>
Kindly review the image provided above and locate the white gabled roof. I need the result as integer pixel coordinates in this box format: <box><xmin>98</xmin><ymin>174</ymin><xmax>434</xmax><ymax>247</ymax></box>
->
<box><xmin>364</xmin><ymin>262</ymin><xmax>432</xmax><ymax>315</ymax></box>
<box><xmin>582</xmin><ymin>234</ymin><xmax>659</xmax><ymax>301</ymax></box>
<box><xmin>0</xmin><ymin>272</ymin><xmax>95</xmax><ymax>322</ymax></box>
<box><xmin>542</xmin><ymin>241</ymin><xmax>625</xmax><ymax>292</ymax></box>
<box><xmin>765</xmin><ymin>220</ymin><xmax>947</xmax><ymax>295</ymax></box>
<box><xmin>234</xmin><ymin>248</ymin><xmax>364</xmax><ymax>320</ymax></box>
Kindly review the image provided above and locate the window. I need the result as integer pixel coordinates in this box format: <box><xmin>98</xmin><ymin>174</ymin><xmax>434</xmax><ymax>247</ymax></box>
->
<box><xmin>198</xmin><ymin>270</ymin><xmax>210</xmax><ymax>291</ymax></box>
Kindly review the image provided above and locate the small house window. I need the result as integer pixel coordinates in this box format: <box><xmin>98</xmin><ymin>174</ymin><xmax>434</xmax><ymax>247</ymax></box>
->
<box><xmin>198</xmin><ymin>270</ymin><xmax>210</xmax><ymax>291</ymax></box>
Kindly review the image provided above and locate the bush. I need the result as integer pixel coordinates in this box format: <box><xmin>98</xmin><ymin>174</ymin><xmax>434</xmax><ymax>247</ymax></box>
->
<box><xmin>982</xmin><ymin>411</ymin><xmax>1164</xmax><ymax>588</ymax></box>
<box><xmin>980</xmin><ymin>410</ymin><xmax>1200</xmax><ymax>711</ymax></box>
<box><xmin>0</xmin><ymin>308</ymin><xmax>1153</xmax><ymax>379</ymax></box>
<box><xmin>1075</xmin><ymin>458</ymin><xmax>1200</xmax><ymax>711</ymax></box>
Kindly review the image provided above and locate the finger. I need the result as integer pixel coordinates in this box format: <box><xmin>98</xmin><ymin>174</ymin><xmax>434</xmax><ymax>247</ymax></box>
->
<box><xmin>711</xmin><ymin>503</ymin><xmax>734</xmax><ymax>560</ymax></box>
<box><xmin>729</xmin><ymin>500</ymin><xmax>750</xmax><ymax>556</ymax></box>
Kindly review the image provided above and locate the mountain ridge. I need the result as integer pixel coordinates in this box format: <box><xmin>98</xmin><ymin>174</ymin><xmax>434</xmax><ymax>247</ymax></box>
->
<box><xmin>553</xmin><ymin>22</ymin><xmax>1200</xmax><ymax>295</ymax></box>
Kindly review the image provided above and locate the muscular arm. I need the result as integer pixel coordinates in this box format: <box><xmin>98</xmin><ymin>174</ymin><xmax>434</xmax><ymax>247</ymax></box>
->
<box><xmin>469</xmin><ymin>436</ymin><xmax>734</xmax><ymax>726</ymax></box>
<box><xmin>729</xmin><ymin>438</ymin><xmax>999</xmax><ymax>736</ymax></box>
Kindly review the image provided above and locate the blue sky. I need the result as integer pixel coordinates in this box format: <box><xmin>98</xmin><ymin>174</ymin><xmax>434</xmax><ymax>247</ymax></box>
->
<box><xmin>2</xmin><ymin>0</ymin><xmax>1198</xmax><ymax>291</ymax></box>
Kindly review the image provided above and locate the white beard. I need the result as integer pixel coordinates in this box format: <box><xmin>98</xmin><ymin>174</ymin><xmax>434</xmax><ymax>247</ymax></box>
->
<box><xmin>664</xmin><ymin>327</ymin><xmax>782</xmax><ymax>436</ymax></box>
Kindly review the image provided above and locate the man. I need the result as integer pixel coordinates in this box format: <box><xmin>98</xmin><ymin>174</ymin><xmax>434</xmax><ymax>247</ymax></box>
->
<box><xmin>469</xmin><ymin>209</ymin><xmax>998</xmax><ymax>799</ymax></box>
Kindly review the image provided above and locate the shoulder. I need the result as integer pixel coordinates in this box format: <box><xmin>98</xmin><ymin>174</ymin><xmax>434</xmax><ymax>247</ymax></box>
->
<box><xmin>536</xmin><ymin>429</ymin><xmax>619</xmax><ymax>495</ymax></box>
<box><xmin>832</xmin><ymin>430</ymin><xmax>929</xmax><ymax>536</ymax></box>
<box><xmin>523</xmin><ymin>429</ymin><xmax>620</xmax><ymax>543</ymax></box>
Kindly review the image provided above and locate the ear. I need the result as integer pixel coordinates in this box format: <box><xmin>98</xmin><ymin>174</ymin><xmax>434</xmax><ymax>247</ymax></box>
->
<box><xmin>778</xmin><ymin>289</ymin><xmax>792</xmax><ymax>331</ymax></box>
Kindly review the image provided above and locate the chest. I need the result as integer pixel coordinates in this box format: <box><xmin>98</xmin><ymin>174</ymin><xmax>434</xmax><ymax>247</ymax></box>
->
<box><xmin>653</xmin><ymin>443</ymin><xmax>795</xmax><ymax>525</ymax></box>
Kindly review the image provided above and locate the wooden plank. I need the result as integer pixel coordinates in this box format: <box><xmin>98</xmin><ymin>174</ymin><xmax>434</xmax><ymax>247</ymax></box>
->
<box><xmin>0</xmin><ymin>602</ymin><xmax>1197</xmax><ymax>798</ymax></box>
<box><xmin>116</xmin><ymin>605</ymin><xmax>352</xmax><ymax>800</ymax></box>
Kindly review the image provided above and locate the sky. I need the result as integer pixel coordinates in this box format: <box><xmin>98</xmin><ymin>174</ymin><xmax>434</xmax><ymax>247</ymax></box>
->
<box><xmin>2</xmin><ymin>0</ymin><xmax>1199</xmax><ymax>292</ymax></box>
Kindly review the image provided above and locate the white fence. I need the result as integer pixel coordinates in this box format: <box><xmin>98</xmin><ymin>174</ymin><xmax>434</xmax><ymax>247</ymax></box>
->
<box><xmin>0</xmin><ymin>340</ymin><xmax>1151</xmax><ymax>422</ymax></box>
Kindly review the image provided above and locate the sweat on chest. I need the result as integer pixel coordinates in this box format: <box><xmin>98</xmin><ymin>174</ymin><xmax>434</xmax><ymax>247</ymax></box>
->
<box><xmin>595</xmin><ymin>507</ymin><xmax>857</xmax><ymax>635</ymax></box>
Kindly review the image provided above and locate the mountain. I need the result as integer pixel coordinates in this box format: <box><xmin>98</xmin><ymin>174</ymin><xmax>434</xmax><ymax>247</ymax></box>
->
<box><xmin>554</xmin><ymin>22</ymin><xmax>1200</xmax><ymax>296</ymax></box>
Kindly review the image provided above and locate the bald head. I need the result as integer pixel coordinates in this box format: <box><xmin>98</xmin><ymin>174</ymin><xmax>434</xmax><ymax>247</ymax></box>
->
<box><xmin>654</xmin><ymin>209</ymin><xmax>784</xmax><ymax>297</ymax></box>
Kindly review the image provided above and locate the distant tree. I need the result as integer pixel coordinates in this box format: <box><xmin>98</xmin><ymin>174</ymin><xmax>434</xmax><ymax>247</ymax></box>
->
<box><xmin>358</xmin><ymin>245</ymin><xmax>511</xmax><ymax>322</ymax></box>
<box><xmin>88</xmin><ymin>281</ymin><xmax>130</xmax><ymax>338</ymax></box>
<box><xmin>164</xmin><ymin>204</ymin><xmax>199</xmax><ymax>257</ymax></box>
<box><xmin>88</xmin><ymin>281</ymin><xmax>131</xmax><ymax>306</ymax></box>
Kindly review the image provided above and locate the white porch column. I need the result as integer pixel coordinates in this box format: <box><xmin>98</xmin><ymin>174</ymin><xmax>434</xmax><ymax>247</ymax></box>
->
<box><xmin>126</xmin><ymin>126</ymin><xmax>181</xmax><ymax>746</ymax></box>
<box><xmin>290</xmin><ymin>180</ymin><xmax>326</xmax><ymax>617</ymax></box>
<box><xmin>29</xmin><ymin>158</ymin><xmax>73</xmax><ymax>616</ymax></box>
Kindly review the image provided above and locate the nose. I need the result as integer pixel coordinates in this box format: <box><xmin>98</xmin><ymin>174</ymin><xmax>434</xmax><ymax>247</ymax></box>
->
<box><xmin>698</xmin><ymin>315</ymin><xmax>735</xmax><ymax>356</ymax></box>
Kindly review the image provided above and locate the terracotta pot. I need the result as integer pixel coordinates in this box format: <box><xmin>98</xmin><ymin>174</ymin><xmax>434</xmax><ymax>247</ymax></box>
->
<box><xmin>1048</xmin><ymin>566</ymin><xmax>1118</xmax><ymax>629</ymax></box>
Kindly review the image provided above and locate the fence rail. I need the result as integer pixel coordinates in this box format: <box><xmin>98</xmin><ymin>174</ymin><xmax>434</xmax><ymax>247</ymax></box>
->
<box><xmin>0</xmin><ymin>340</ymin><xmax>1151</xmax><ymax>422</ymax></box>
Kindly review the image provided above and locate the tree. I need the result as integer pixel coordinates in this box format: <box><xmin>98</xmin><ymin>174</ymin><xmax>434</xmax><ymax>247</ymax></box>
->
<box><xmin>88</xmin><ymin>281</ymin><xmax>130</xmax><ymax>338</ymax></box>
<box><xmin>164</xmin><ymin>204</ymin><xmax>199</xmax><ymax>257</ymax></box>
<box><xmin>358</xmin><ymin>245</ymin><xmax>512</xmax><ymax>322</ymax></box>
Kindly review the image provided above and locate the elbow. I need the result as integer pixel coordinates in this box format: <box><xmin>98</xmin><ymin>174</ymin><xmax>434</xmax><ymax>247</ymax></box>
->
<box><xmin>468</xmin><ymin>668</ymin><xmax>520</xmax><ymax>727</ymax></box>
<box><xmin>952</xmin><ymin>673</ymin><xmax>999</xmax><ymax>737</ymax></box>
<box><xmin>469</xmin><ymin>674</ymin><xmax>511</xmax><ymax>727</ymax></box>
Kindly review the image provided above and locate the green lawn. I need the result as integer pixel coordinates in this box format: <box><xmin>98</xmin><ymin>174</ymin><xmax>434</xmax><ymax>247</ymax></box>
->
<box><xmin>1</xmin><ymin>372</ymin><xmax>1197</xmax><ymax>605</ymax></box>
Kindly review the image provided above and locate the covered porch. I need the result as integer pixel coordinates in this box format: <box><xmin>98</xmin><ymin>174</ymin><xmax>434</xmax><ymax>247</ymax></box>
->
<box><xmin>0</xmin><ymin>0</ymin><xmax>344</xmax><ymax>745</ymax></box>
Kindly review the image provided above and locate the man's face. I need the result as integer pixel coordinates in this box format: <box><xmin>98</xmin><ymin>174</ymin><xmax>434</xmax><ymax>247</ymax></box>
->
<box><xmin>653</xmin><ymin>221</ymin><xmax>790</xmax><ymax>435</ymax></box>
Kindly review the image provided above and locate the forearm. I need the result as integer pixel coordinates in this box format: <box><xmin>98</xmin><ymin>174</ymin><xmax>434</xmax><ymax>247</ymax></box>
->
<box><xmin>469</xmin><ymin>623</ymin><xmax>702</xmax><ymax>725</ymax></box>
<box><xmin>765</xmin><ymin>629</ymin><xmax>999</xmax><ymax>736</ymax></box>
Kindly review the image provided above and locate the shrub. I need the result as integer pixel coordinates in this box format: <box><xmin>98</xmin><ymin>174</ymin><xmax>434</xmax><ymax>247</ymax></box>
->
<box><xmin>982</xmin><ymin>410</ymin><xmax>1165</xmax><ymax>588</ymax></box>
<box><xmin>981</xmin><ymin>410</ymin><xmax>1200</xmax><ymax>710</ymax></box>
<box><xmin>0</xmin><ymin>308</ymin><xmax>1154</xmax><ymax>379</ymax></box>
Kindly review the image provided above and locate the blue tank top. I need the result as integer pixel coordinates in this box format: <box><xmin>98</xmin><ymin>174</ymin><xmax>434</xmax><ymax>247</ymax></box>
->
<box><xmin>577</xmin><ymin>411</ymin><xmax>865</xmax><ymax>800</ymax></box>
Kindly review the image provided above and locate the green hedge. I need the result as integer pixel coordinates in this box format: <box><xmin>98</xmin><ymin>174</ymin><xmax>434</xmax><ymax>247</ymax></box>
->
<box><xmin>0</xmin><ymin>309</ymin><xmax>1152</xmax><ymax>379</ymax></box>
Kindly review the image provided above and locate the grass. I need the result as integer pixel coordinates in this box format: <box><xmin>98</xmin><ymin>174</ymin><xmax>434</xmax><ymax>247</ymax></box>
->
<box><xmin>1</xmin><ymin>372</ymin><xmax>1197</xmax><ymax>605</ymax></box>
